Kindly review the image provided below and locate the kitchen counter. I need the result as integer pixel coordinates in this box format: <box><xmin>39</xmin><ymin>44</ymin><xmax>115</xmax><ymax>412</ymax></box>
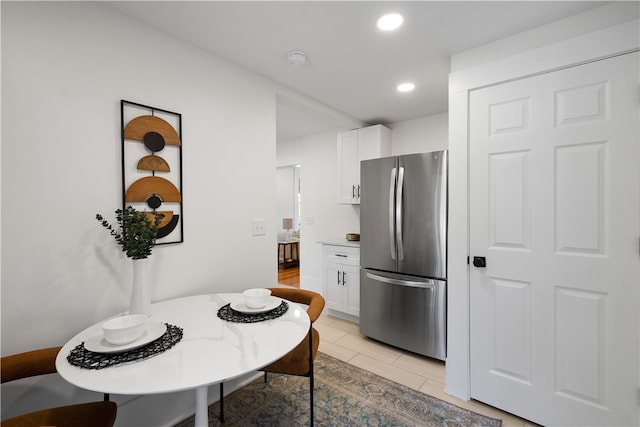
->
<box><xmin>318</xmin><ymin>239</ymin><xmax>360</xmax><ymax>248</ymax></box>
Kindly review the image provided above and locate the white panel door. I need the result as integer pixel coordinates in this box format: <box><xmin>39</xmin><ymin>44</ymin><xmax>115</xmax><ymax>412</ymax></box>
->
<box><xmin>469</xmin><ymin>52</ymin><xmax>639</xmax><ymax>426</ymax></box>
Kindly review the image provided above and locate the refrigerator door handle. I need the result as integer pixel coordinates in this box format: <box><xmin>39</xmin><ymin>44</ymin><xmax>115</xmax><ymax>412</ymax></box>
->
<box><xmin>365</xmin><ymin>272</ymin><xmax>437</xmax><ymax>290</ymax></box>
<box><xmin>396</xmin><ymin>166</ymin><xmax>405</xmax><ymax>260</ymax></box>
<box><xmin>389</xmin><ymin>167</ymin><xmax>397</xmax><ymax>260</ymax></box>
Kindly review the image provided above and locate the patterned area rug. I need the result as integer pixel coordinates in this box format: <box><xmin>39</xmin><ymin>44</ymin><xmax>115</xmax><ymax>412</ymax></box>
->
<box><xmin>174</xmin><ymin>352</ymin><xmax>501</xmax><ymax>427</ymax></box>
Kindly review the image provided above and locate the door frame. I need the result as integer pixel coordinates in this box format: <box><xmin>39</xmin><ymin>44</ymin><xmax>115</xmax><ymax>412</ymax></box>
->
<box><xmin>446</xmin><ymin>17</ymin><xmax>639</xmax><ymax>401</ymax></box>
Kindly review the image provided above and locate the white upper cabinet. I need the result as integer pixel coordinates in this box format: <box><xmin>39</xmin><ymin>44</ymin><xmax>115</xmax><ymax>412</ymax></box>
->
<box><xmin>337</xmin><ymin>124</ymin><xmax>391</xmax><ymax>204</ymax></box>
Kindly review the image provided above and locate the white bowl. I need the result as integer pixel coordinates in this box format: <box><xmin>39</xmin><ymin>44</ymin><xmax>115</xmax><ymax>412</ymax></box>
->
<box><xmin>243</xmin><ymin>288</ymin><xmax>272</xmax><ymax>309</ymax></box>
<box><xmin>102</xmin><ymin>314</ymin><xmax>148</xmax><ymax>345</ymax></box>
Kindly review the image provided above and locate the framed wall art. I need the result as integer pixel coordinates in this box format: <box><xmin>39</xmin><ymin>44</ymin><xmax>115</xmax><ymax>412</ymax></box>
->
<box><xmin>121</xmin><ymin>100</ymin><xmax>183</xmax><ymax>244</ymax></box>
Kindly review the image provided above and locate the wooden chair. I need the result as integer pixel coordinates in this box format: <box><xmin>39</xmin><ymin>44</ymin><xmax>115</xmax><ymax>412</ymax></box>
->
<box><xmin>260</xmin><ymin>287</ymin><xmax>325</xmax><ymax>426</ymax></box>
<box><xmin>1</xmin><ymin>346</ymin><xmax>117</xmax><ymax>427</ymax></box>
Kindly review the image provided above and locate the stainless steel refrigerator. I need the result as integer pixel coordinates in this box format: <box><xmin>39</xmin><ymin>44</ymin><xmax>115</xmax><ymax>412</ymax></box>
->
<box><xmin>360</xmin><ymin>150</ymin><xmax>447</xmax><ymax>360</ymax></box>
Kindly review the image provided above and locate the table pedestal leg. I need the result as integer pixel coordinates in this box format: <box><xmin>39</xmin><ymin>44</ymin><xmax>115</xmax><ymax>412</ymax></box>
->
<box><xmin>195</xmin><ymin>386</ymin><xmax>208</xmax><ymax>427</ymax></box>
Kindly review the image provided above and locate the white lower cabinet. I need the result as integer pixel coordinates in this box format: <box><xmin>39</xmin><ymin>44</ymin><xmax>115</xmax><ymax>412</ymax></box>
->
<box><xmin>322</xmin><ymin>244</ymin><xmax>360</xmax><ymax>317</ymax></box>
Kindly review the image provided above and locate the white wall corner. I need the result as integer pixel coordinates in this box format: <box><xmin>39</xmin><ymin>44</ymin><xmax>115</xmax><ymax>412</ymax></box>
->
<box><xmin>445</xmin><ymin>88</ymin><xmax>471</xmax><ymax>401</ymax></box>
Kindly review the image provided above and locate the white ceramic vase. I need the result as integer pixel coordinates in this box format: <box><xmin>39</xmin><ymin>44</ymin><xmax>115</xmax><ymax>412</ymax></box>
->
<box><xmin>130</xmin><ymin>258</ymin><xmax>151</xmax><ymax>316</ymax></box>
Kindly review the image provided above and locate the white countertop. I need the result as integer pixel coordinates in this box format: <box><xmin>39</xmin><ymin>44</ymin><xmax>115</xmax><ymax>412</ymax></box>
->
<box><xmin>318</xmin><ymin>239</ymin><xmax>360</xmax><ymax>248</ymax></box>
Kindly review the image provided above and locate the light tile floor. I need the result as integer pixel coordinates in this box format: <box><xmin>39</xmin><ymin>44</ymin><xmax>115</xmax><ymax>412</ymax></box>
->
<box><xmin>316</xmin><ymin>312</ymin><xmax>541</xmax><ymax>427</ymax></box>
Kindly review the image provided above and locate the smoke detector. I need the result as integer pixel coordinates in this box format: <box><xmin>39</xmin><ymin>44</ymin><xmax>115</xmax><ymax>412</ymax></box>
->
<box><xmin>287</xmin><ymin>51</ymin><xmax>307</xmax><ymax>67</ymax></box>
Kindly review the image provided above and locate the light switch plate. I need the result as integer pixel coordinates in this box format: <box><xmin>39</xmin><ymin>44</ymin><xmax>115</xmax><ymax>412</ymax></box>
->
<box><xmin>252</xmin><ymin>219</ymin><xmax>266</xmax><ymax>236</ymax></box>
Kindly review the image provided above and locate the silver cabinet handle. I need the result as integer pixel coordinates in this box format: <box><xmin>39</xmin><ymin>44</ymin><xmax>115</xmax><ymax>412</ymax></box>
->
<box><xmin>342</xmin><ymin>271</ymin><xmax>346</xmax><ymax>285</ymax></box>
<box><xmin>337</xmin><ymin>271</ymin><xmax>341</xmax><ymax>284</ymax></box>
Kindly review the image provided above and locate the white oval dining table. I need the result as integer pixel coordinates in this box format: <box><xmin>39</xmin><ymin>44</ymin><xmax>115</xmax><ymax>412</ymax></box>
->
<box><xmin>56</xmin><ymin>293</ymin><xmax>310</xmax><ymax>427</ymax></box>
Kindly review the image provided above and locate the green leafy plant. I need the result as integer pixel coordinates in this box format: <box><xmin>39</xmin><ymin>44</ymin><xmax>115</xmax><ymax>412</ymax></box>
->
<box><xmin>96</xmin><ymin>206</ymin><xmax>165</xmax><ymax>260</ymax></box>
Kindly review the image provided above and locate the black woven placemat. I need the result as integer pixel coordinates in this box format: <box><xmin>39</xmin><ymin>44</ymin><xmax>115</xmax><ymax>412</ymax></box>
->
<box><xmin>217</xmin><ymin>301</ymin><xmax>288</xmax><ymax>323</ymax></box>
<box><xmin>67</xmin><ymin>323</ymin><xmax>183</xmax><ymax>370</ymax></box>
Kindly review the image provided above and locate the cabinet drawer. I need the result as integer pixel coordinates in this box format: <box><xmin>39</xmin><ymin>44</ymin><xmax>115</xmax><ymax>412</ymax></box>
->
<box><xmin>324</xmin><ymin>245</ymin><xmax>360</xmax><ymax>265</ymax></box>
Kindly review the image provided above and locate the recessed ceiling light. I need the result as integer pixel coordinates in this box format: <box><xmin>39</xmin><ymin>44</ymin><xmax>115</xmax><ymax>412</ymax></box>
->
<box><xmin>397</xmin><ymin>83</ymin><xmax>415</xmax><ymax>92</ymax></box>
<box><xmin>377</xmin><ymin>13</ymin><xmax>403</xmax><ymax>31</ymax></box>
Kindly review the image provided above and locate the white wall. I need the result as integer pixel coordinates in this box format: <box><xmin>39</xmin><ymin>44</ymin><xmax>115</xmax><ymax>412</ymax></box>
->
<box><xmin>276</xmin><ymin>137</ymin><xmax>304</xmax><ymax>168</ymax></box>
<box><xmin>390</xmin><ymin>113</ymin><xmax>448</xmax><ymax>155</ymax></box>
<box><xmin>2</xmin><ymin>2</ymin><xmax>281</xmax><ymax>425</ymax></box>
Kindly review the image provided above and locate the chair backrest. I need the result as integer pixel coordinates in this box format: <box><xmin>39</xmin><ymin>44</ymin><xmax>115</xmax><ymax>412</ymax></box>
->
<box><xmin>1</xmin><ymin>346</ymin><xmax>118</xmax><ymax>427</ymax></box>
<box><xmin>1</xmin><ymin>347</ymin><xmax>62</xmax><ymax>384</ymax></box>
<box><xmin>268</xmin><ymin>288</ymin><xmax>325</xmax><ymax>323</ymax></box>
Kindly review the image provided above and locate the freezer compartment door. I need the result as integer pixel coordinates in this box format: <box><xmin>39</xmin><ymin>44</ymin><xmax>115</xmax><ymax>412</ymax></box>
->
<box><xmin>359</xmin><ymin>269</ymin><xmax>446</xmax><ymax>360</ymax></box>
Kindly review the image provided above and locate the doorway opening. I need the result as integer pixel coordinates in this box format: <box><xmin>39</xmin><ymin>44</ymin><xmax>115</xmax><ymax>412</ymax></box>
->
<box><xmin>277</xmin><ymin>165</ymin><xmax>301</xmax><ymax>287</ymax></box>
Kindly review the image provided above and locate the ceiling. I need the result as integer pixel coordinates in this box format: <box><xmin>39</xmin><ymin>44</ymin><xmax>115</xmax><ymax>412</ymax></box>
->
<box><xmin>108</xmin><ymin>1</ymin><xmax>608</xmax><ymax>141</ymax></box>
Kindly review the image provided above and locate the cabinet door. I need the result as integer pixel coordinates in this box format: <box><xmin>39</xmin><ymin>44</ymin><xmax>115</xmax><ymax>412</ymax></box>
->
<box><xmin>337</xmin><ymin>125</ymin><xmax>391</xmax><ymax>205</ymax></box>
<box><xmin>342</xmin><ymin>264</ymin><xmax>360</xmax><ymax>316</ymax></box>
<box><xmin>325</xmin><ymin>261</ymin><xmax>343</xmax><ymax>312</ymax></box>
<box><xmin>356</xmin><ymin>125</ymin><xmax>391</xmax><ymax>204</ymax></box>
<box><xmin>337</xmin><ymin>130</ymin><xmax>358</xmax><ymax>204</ymax></box>
<box><xmin>357</xmin><ymin>125</ymin><xmax>391</xmax><ymax>161</ymax></box>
